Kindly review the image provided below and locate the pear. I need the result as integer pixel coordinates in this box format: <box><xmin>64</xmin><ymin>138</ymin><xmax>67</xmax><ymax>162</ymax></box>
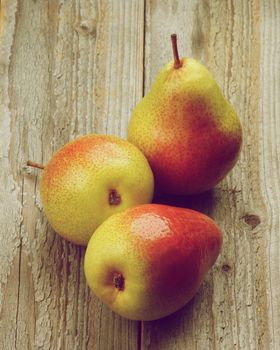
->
<box><xmin>84</xmin><ymin>204</ymin><xmax>222</xmax><ymax>321</ymax></box>
<box><xmin>128</xmin><ymin>34</ymin><xmax>242</xmax><ymax>195</ymax></box>
<box><xmin>29</xmin><ymin>134</ymin><xmax>154</xmax><ymax>245</ymax></box>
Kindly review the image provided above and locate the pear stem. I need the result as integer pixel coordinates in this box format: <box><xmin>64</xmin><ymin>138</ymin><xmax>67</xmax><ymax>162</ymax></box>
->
<box><xmin>27</xmin><ymin>160</ymin><xmax>45</xmax><ymax>170</ymax></box>
<box><xmin>171</xmin><ymin>34</ymin><xmax>182</xmax><ymax>69</ymax></box>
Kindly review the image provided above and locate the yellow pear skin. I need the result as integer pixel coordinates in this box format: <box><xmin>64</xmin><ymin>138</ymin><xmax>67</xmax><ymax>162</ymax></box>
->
<box><xmin>128</xmin><ymin>34</ymin><xmax>242</xmax><ymax>195</ymax></box>
<box><xmin>39</xmin><ymin>134</ymin><xmax>154</xmax><ymax>245</ymax></box>
<box><xmin>84</xmin><ymin>204</ymin><xmax>222</xmax><ymax>321</ymax></box>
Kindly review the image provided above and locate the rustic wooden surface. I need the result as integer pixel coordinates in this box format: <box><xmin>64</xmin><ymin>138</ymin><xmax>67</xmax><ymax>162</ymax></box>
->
<box><xmin>0</xmin><ymin>0</ymin><xmax>279</xmax><ymax>349</ymax></box>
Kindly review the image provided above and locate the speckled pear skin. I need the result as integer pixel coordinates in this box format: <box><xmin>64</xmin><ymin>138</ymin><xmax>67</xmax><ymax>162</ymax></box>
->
<box><xmin>84</xmin><ymin>204</ymin><xmax>222</xmax><ymax>321</ymax></box>
<box><xmin>128</xmin><ymin>58</ymin><xmax>242</xmax><ymax>195</ymax></box>
<box><xmin>40</xmin><ymin>134</ymin><xmax>154</xmax><ymax>245</ymax></box>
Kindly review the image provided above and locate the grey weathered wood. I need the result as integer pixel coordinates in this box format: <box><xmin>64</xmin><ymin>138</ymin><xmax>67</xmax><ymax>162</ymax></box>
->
<box><xmin>142</xmin><ymin>0</ymin><xmax>280</xmax><ymax>349</ymax></box>
<box><xmin>0</xmin><ymin>0</ymin><xmax>279</xmax><ymax>349</ymax></box>
<box><xmin>260</xmin><ymin>1</ymin><xmax>280</xmax><ymax>348</ymax></box>
<box><xmin>0</xmin><ymin>0</ymin><xmax>144</xmax><ymax>349</ymax></box>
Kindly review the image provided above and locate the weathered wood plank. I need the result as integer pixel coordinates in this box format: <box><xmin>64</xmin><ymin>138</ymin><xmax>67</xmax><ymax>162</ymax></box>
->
<box><xmin>1</xmin><ymin>0</ymin><xmax>280</xmax><ymax>349</ymax></box>
<box><xmin>142</xmin><ymin>0</ymin><xmax>278</xmax><ymax>349</ymax></box>
<box><xmin>260</xmin><ymin>1</ymin><xmax>280</xmax><ymax>347</ymax></box>
<box><xmin>0</xmin><ymin>0</ymin><xmax>144</xmax><ymax>349</ymax></box>
<box><xmin>0</xmin><ymin>2</ymin><xmax>26</xmax><ymax>348</ymax></box>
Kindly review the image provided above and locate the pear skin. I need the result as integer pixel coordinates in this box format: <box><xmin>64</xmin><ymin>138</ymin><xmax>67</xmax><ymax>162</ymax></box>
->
<box><xmin>128</xmin><ymin>34</ymin><xmax>242</xmax><ymax>195</ymax></box>
<box><xmin>39</xmin><ymin>134</ymin><xmax>154</xmax><ymax>245</ymax></box>
<box><xmin>84</xmin><ymin>204</ymin><xmax>222</xmax><ymax>321</ymax></box>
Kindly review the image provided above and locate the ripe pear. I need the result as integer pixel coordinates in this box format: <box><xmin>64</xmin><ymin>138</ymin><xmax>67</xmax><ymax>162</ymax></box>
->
<box><xmin>36</xmin><ymin>134</ymin><xmax>154</xmax><ymax>245</ymax></box>
<box><xmin>84</xmin><ymin>204</ymin><xmax>222</xmax><ymax>321</ymax></box>
<box><xmin>128</xmin><ymin>34</ymin><xmax>242</xmax><ymax>195</ymax></box>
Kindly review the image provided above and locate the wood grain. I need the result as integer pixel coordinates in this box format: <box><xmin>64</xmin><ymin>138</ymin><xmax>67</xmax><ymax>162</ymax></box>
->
<box><xmin>0</xmin><ymin>0</ymin><xmax>279</xmax><ymax>349</ymax></box>
<box><xmin>260</xmin><ymin>1</ymin><xmax>280</xmax><ymax>348</ymax></box>
<box><xmin>142</xmin><ymin>0</ymin><xmax>279</xmax><ymax>349</ymax></box>
<box><xmin>0</xmin><ymin>0</ymin><xmax>144</xmax><ymax>349</ymax></box>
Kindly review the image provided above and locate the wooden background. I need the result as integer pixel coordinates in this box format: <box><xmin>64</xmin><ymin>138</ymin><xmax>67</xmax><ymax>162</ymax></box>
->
<box><xmin>0</xmin><ymin>0</ymin><xmax>279</xmax><ymax>349</ymax></box>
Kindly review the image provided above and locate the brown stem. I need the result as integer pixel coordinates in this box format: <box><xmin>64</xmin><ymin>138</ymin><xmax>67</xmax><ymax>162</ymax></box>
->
<box><xmin>27</xmin><ymin>160</ymin><xmax>45</xmax><ymax>170</ymax></box>
<box><xmin>171</xmin><ymin>34</ymin><xmax>182</xmax><ymax>69</ymax></box>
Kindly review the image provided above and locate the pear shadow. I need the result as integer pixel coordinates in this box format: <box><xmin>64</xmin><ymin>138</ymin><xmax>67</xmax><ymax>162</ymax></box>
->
<box><xmin>153</xmin><ymin>189</ymin><xmax>216</xmax><ymax>215</ymax></box>
<box><xmin>152</xmin><ymin>296</ymin><xmax>195</xmax><ymax>327</ymax></box>
<box><xmin>143</xmin><ymin>297</ymin><xmax>196</xmax><ymax>346</ymax></box>
<box><xmin>143</xmin><ymin>273</ymin><xmax>216</xmax><ymax>347</ymax></box>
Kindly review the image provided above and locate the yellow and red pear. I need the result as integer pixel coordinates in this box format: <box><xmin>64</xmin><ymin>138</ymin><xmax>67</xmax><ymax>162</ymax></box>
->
<box><xmin>84</xmin><ymin>204</ymin><xmax>222</xmax><ymax>321</ymax></box>
<box><xmin>37</xmin><ymin>134</ymin><xmax>154</xmax><ymax>245</ymax></box>
<box><xmin>128</xmin><ymin>34</ymin><xmax>242</xmax><ymax>195</ymax></box>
